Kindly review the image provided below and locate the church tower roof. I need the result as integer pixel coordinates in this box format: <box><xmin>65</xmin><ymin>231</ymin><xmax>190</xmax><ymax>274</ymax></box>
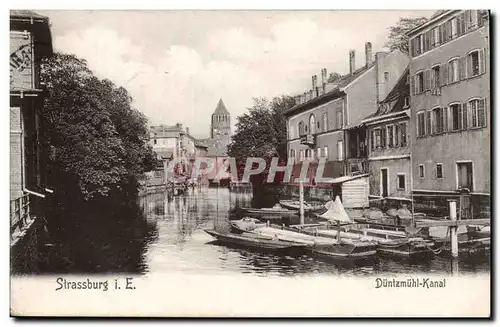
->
<box><xmin>212</xmin><ymin>98</ymin><xmax>230</xmax><ymax>115</ymax></box>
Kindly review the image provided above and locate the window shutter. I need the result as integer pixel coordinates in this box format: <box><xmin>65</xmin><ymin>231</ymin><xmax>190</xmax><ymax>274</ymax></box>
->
<box><xmin>460</xmin><ymin>12</ymin><xmax>467</xmax><ymax>34</ymax></box>
<box><xmin>441</xmin><ymin>63</ymin><xmax>448</xmax><ymax>86</ymax></box>
<box><xmin>410</xmin><ymin>75</ymin><xmax>415</xmax><ymax>95</ymax></box>
<box><xmin>462</xmin><ymin>102</ymin><xmax>468</xmax><ymax>129</ymax></box>
<box><xmin>465</xmin><ymin>10</ymin><xmax>471</xmax><ymax>30</ymax></box>
<box><xmin>430</xmin><ymin>69</ymin><xmax>435</xmax><ymax>90</ymax></box>
<box><xmin>447</xmin><ymin>21</ymin><xmax>453</xmax><ymax>41</ymax></box>
<box><xmin>457</xmin><ymin>14</ymin><xmax>463</xmax><ymax>36</ymax></box>
<box><xmin>478</xmin><ymin>10</ymin><xmax>484</xmax><ymax>27</ymax></box>
<box><xmin>442</xmin><ymin>107</ymin><xmax>448</xmax><ymax>132</ymax></box>
<box><xmin>439</xmin><ymin>24</ymin><xmax>445</xmax><ymax>45</ymax></box>
<box><xmin>479</xmin><ymin>98</ymin><xmax>486</xmax><ymax>127</ymax></box>
<box><xmin>425</xmin><ymin>69</ymin><xmax>431</xmax><ymax>91</ymax></box>
<box><xmin>479</xmin><ymin>48</ymin><xmax>486</xmax><ymax>74</ymax></box>
<box><xmin>425</xmin><ymin>111</ymin><xmax>431</xmax><ymax>135</ymax></box>
<box><xmin>459</xmin><ymin>56</ymin><xmax>467</xmax><ymax>80</ymax></box>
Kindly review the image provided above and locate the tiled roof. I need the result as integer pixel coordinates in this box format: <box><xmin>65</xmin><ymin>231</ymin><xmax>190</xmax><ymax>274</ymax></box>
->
<box><xmin>284</xmin><ymin>63</ymin><xmax>375</xmax><ymax>116</ymax></box>
<box><xmin>10</xmin><ymin>10</ymin><xmax>49</xmax><ymax>21</ymax></box>
<box><xmin>213</xmin><ymin>98</ymin><xmax>230</xmax><ymax>115</ymax></box>
<box><xmin>362</xmin><ymin>66</ymin><xmax>410</xmax><ymax>121</ymax></box>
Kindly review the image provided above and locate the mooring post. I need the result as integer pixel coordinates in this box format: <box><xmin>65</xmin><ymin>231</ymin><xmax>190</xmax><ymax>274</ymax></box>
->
<box><xmin>449</xmin><ymin>199</ymin><xmax>458</xmax><ymax>258</ymax></box>
<box><xmin>299</xmin><ymin>181</ymin><xmax>305</xmax><ymax>225</ymax></box>
<box><xmin>337</xmin><ymin>220</ymin><xmax>341</xmax><ymax>243</ymax></box>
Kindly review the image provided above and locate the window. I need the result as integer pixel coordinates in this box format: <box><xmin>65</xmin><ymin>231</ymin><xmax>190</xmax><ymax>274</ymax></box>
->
<box><xmin>415</xmin><ymin>71</ymin><xmax>424</xmax><ymax>94</ymax></box>
<box><xmin>400</xmin><ymin>123</ymin><xmax>407</xmax><ymax>146</ymax></box>
<box><xmin>387</xmin><ymin>125</ymin><xmax>394</xmax><ymax>147</ymax></box>
<box><xmin>384</xmin><ymin>72</ymin><xmax>389</xmax><ymax>81</ymax></box>
<box><xmin>448</xmin><ymin>59</ymin><xmax>459</xmax><ymax>83</ymax></box>
<box><xmin>450</xmin><ymin>103</ymin><xmax>466</xmax><ymax>131</ymax></box>
<box><xmin>469</xmin><ymin>98</ymin><xmax>487</xmax><ymax>128</ymax></box>
<box><xmin>289</xmin><ymin>149</ymin><xmax>295</xmax><ymax>162</ymax></box>
<box><xmin>335</xmin><ymin>108</ymin><xmax>343</xmax><ymax>129</ymax></box>
<box><xmin>309</xmin><ymin>114</ymin><xmax>316</xmax><ymax>134</ymax></box>
<box><xmin>397</xmin><ymin>174</ymin><xmax>406</xmax><ymax>190</ymax></box>
<box><xmin>467</xmin><ymin>50</ymin><xmax>483</xmax><ymax>77</ymax></box>
<box><xmin>432</xmin><ymin>107</ymin><xmax>443</xmax><ymax>134</ymax></box>
<box><xmin>417</xmin><ymin>112</ymin><xmax>426</xmax><ymax>137</ymax></box>
<box><xmin>380</xmin><ymin>127</ymin><xmax>386</xmax><ymax>148</ymax></box>
<box><xmin>322</xmin><ymin>113</ymin><xmax>328</xmax><ymax>132</ymax></box>
<box><xmin>412</xmin><ymin>34</ymin><xmax>423</xmax><ymax>56</ymax></box>
<box><xmin>436</xmin><ymin>164</ymin><xmax>443</xmax><ymax>179</ymax></box>
<box><xmin>419</xmin><ymin>165</ymin><xmax>425</xmax><ymax>178</ymax></box>
<box><xmin>450</xmin><ymin>17</ymin><xmax>458</xmax><ymax>38</ymax></box>
<box><xmin>154</xmin><ymin>170</ymin><xmax>163</xmax><ymax>178</ymax></box>
<box><xmin>432</xmin><ymin>65</ymin><xmax>441</xmax><ymax>88</ymax></box>
<box><xmin>431</xmin><ymin>27</ymin><xmax>440</xmax><ymax>47</ymax></box>
<box><xmin>153</xmin><ymin>139</ymin><xmax>157</xmax><ymax>145</ymax></box>
<box><xmin>374</xmin><ymin>129</ymin><xmax>382</xmax><ymax>148</ymax></box>
<box><xmin>298</xmin><ymin>121</ymin><xmax>305</xmax><ymax>136</ymax></box>
<box><xmin>323</xmin><ymin>146</ymin><xmax>328</xmax><ymax>159</ymax></box>
<box><xmin>370</xmin><ymin>130</ymin><xmax>375</xmax><ymax>150</ymax></box>
<box><xmin>466</xmin><ymin>10</ymin><xmax>478</xmax><ymax>30</ymax></box>
<box><xmin>337</xmin><ymin>141</ymin><xmax>343</xmax><ymax>161</ymax></box>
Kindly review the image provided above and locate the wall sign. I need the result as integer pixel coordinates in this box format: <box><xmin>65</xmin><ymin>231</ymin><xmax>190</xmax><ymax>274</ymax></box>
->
<box><xmin>10</xmin><ymin>32</ymin><xmax>34</xmax><ymax>91</ymax></box>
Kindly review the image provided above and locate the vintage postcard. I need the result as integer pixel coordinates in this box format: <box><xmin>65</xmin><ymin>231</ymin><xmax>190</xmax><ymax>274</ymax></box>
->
<box><xmin>10</xmin><ymin>9</ymin><xmax>491</xmax><ymax>317</ymax></box>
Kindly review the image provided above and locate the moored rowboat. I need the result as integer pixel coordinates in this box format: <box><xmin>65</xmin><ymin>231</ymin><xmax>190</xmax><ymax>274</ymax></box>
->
<box><xmin>204</xmin><ymin>229</ymin><xmax>307</xmax><ymax>251</ymax></box>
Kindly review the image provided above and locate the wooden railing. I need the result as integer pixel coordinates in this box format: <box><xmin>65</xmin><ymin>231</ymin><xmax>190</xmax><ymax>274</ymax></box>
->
<box><xmin>10</xmin><ymin>194</ymin><xmax>30</xmax><ymax>238</ymax></box>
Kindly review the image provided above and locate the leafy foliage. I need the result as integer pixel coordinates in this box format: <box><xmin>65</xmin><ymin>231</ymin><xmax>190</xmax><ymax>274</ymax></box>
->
<box><xmin>40</xmin><ymin>53</ymin><xmax>155</xmax><ymax>201</ymax></box>
<box><xmin>228</xmin><ymin>95</ymin><xmax>295</xmax><ymax>183</ymax></box>
<box><xmin>385</xmin><ymin>17</ymin><xmax>429</xmax><ymax>53</ymax></box>
<box><xmin>327</xmin><ymin>72</ymin><xmax>341</xmax><ymax>83</ymax></box>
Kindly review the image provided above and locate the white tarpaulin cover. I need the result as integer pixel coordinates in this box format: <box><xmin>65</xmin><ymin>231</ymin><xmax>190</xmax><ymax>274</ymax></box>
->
<box><xmin>319</xmin><ymin>196</ymin><xmax>353</xmax><ymax>223</ymax></box>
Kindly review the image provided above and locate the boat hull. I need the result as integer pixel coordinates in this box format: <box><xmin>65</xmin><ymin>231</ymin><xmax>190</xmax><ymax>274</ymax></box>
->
<box><xmin>242</xmin><ymin>208</ymin><xmax>298</xmax><ymax>217</ymax></box>
<box><xmin>204</xmin><ymin>229</ymin><xmax>307</xmax><ymax>251</ymax></box>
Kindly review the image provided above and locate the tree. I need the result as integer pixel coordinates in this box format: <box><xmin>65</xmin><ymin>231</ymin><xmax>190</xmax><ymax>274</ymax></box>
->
<box><xmin>327</xmin><ymin>72</ymin><xmax>341</xmax><ymax>83</ymax></box>
<box><xmin>385</xmin><ymin>17</ymin><xmax>428</xmax><ymax>53</ymax></box>
<box><xmin>227</xmin><ymin>95</ymin><xmax>295</xmax><ymax>183</ymax></box>
<box><xmin>40</xmin><ymin>53</ymin><xmax>155</xmax><ymax>201</ymax></box>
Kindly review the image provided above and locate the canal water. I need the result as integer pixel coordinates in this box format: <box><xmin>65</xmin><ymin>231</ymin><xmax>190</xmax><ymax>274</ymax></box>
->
<box><xmin>137</xmin><ymin>187</ymin><xmax>490</xmax><ymax>277</ymax></box>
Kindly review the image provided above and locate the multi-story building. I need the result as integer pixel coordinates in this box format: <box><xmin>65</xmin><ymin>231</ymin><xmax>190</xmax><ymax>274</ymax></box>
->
<box><xmin>284</xmin><ymin>42</ymin><xmax>409</xmax><ymax>187</ymax></box>
<box><xmin>407</xmin><ymin>10</ymin><xmax>490</xmax><ymax>218</ymax></box>
<box><xmin>361</xmin><ymin>67</ymin><xmax>411</xmax><ymax>201</ymax></box>
<box><xmin>10</xmin><ymin>10</ymin><xmax>53</xmax><ymax>230</ymax></box>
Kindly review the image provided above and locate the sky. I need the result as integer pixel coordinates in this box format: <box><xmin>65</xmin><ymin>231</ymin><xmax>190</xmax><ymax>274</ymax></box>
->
<box><xmin>40</xmin><ymin>10</ymin><xmax>434</xmax><ymax>139</ymax></box>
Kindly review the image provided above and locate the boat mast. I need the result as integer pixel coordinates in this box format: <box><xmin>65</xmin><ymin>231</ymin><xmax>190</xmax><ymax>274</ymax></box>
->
<box><xmin>299</xmin><ymin>180</ymin><xmax>304</xmax><ymax>225</ymax></box>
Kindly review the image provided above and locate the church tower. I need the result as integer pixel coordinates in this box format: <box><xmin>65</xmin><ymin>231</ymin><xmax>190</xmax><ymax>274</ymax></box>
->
<box><xmin>210</xmin><ymin>98</ymin><xmax>231</xmax><ymax>156</ymax></box>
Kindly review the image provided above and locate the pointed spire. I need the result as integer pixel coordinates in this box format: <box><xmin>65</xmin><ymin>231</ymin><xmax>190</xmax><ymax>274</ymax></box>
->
<box><xmin>213</xmin><ymin>98</ymin><xmax>230</xmax><ymax>115</ymax></box>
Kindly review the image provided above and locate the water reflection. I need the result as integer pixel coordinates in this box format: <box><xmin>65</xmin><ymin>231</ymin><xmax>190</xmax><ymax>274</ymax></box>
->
<box><xmin>138</xmin><ymin>187</ymin><xmax>490</xmax><ymax>277</ymax></box>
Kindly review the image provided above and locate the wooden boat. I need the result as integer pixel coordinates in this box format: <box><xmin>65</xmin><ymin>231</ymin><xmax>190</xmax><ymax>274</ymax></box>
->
<box><xmin>243</xmin><ymin>226</ymin><xmax>377</xmax><ymax>260</ymax></box>
<box><xmin>229</xmin><ymin>217</ymin><xmax>267</xmax><ymax>233</ymax></box>
<box><xmin>279</xmin><ymin>200</ymin><xmax>325</xmax><ymax>212</ymax></box>
<box><xmin>305</xmin><ymin>196</ymin><xmax>435</xmax><ymax>256</ymax></box>
<box><xmin>241</xmin><ymin>204</ymin><xmax>298</xmax><ymax>218</ymax></box>
<box><xmin>204</xmin><ymin>229</ymin><xmax>307</xmax><ymax>251</ymax></box>
<box><xmin>294</xmin><ymin>225</ymin><xmax>434</xmax><ymax>256</ymax></box>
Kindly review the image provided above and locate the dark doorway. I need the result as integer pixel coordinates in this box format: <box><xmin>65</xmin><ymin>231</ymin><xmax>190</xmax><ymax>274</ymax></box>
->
<box><xmin>381</xmin><ymin>168</ymin><xmax>388</xmax><ymax>197</ymax></box>
<box><xmin>457</xmin><ymin>162</ymin><xmax>473</xmax><ymax>191</ymax></box>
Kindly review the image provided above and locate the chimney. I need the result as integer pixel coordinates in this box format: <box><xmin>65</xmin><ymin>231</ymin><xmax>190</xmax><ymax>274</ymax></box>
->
<box><xmin>349</xmin><ymin>50</ymin><xmax>355</xmax><ymax>75</ymax></box>
<box><xmin>365</xmin><ymin>42</ymin><xmax>373</xmax><ymax>66</ymax></box>
<box><xmin>186</xmin><ymin>127</ymin><xmax>190</xmax><ymax>135</ymax></box>
<box><xmin>312</xmin><ymin>75</ymin><xmax>318</xmax><ymax>96</ymax></box>
<box><xmin>321</xmin><ymin>68</ymin><xmax>327</xmax><ymax>85</ymax></box>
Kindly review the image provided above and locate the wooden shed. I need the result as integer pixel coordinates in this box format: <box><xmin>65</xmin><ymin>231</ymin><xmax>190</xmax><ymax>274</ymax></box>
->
<box><xmin>331</xmin><ymin>174</ymin><xmax>370</xmax><ymax>209</ymax></box>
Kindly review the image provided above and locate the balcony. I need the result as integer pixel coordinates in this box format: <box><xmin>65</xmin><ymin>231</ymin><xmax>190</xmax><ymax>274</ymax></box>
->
<box><xmin>300</xmin><ymin>134</ymin><xmax>316</xmax><ymax>146</ymax></box>
<box><xmin>346</xmin><ymin>158</ymin><xmax>368</xmax><ymax>175</ymax></box>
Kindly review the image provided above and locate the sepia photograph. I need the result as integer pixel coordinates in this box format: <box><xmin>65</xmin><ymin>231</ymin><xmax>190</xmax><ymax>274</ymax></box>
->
<box><xmin>9</xmin><ymin>7</ymin><xmax>491</xmax><ymax>317</ymax></box>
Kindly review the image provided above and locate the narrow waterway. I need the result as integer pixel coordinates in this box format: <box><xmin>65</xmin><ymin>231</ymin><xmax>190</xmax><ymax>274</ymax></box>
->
<box><xmin>137</xmin><ymin>187</ymin><xmax>490</xmax><ymax>277</ymax></box>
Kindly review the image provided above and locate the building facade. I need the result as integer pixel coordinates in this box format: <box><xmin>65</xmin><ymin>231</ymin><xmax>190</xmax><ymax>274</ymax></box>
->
<box><xmin>361</xmin><ymin>67</ymin><xmax>411</xmax><ymax>201</ymax></box>
<box><xmin>407</xmin><ymin>10</ymin><xmax>490</xmax><ymax>217</ymax></box>
<box><xmin>10</xmin><ymin>11</ymin><xmax>53</xmax><ymax>225</ymax></box>
<box><xmin>284</xmin><ymin>42</ymin><xmax>409</xmax><ymax>188</ymax></box>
